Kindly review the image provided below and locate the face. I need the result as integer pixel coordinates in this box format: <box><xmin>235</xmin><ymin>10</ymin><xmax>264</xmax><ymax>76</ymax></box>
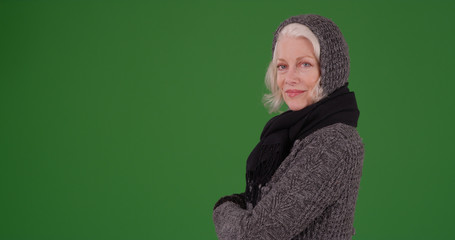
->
<box><xmin>275</xmin><ymin>36</ymin><xmax>320</xmax><ymax>111</ymax></box>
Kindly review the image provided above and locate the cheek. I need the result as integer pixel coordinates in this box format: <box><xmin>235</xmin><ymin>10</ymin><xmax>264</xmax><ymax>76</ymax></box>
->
<box><xmin>306</xmin><ymin>72</ymin><xmax>320</xmax><ymax>88</ymax></box>
<box><xmin>276</xmin><ymin>76</ymin><xmax>284</xmax><ymax>89</ymax></box>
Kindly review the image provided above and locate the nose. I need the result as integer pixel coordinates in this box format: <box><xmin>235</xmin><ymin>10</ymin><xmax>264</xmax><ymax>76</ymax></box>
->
<box><xmin>285</xmin><ymin>66</ymin><xmax>299</xmax><ymax>85</ymax></box>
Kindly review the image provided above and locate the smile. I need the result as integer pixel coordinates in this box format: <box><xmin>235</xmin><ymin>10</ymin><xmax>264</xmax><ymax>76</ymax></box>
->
<box><xmin>285</xmin><ymin>90</ymin><xmax>306</xmax><ymax>98</ymax></box>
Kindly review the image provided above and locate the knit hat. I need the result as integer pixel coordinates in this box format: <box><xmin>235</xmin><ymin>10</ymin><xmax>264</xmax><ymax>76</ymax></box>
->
<box><xmin>272</xmin><ymin>14</ymin><xmax>350</xmax><ymax>96</ymax></box>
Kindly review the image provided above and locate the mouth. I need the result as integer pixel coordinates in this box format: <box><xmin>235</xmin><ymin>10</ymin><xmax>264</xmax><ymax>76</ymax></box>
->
<box><xmin>285</xmin><ymin>89</ymin><xmax>306</xmax><ymax>98</ymax></box>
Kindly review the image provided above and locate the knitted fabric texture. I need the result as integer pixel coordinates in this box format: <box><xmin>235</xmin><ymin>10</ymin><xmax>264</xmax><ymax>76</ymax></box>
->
<box><xmin>213</xmin><ymin>14</ymin><xmax>363</xmax><ymax>240</ymax></box>
<box><xmin>244</xmin><ymin>85</ymin><xmax>359</xmax><ymax>207</ymax></box>
<box><xmin>213</xmin><ymin>123</ymin><xmax>364</xmax><ymax>239</ymax></box>
<box><xmin>272</xmin><ymin>14</ymin><xmax>350</xmax><ymax>96</ymax></box>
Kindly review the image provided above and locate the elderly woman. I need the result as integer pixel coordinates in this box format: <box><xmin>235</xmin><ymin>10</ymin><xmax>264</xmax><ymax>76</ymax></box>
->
<box><xmin>212</xmin><ymin>14</ymin><xmax>364</xmax><ymax>240</ymax></box>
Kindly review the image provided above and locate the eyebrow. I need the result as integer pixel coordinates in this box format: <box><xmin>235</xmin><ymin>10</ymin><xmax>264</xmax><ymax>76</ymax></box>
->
<box><xmin>277</xmin><ymin>56</ymin><xmax>316</xmax><ymax>62</ymax></box>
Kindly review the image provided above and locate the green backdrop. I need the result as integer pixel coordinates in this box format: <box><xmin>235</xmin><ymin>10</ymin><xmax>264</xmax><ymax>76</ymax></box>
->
<box><xmin>1</xmin><ymin>0</ymin><xmax>454</xmax><ymax>239</ymax></box>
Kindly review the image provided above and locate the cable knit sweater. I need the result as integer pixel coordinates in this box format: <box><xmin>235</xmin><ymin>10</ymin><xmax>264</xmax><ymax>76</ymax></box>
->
<box><xmin>213</xmin><ymin>123</ymin><xmax>364</xmax><ymax>240</ymax></box>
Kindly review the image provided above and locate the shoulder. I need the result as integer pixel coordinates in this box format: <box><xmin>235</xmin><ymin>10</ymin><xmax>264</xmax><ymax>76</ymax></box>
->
<box><xmin>291</xmin><ymin>123</ymin><xmax>364</xmax><ymax>156</ymax></box>
<box><xmin>263</xmin><ymin>123</ymin><xmax>364</xmax><ymax>198</ymax></box>
<box><xmin>278</xmin><ymin>123</ymin><xmax>364</xmax><ymax>179</ymax></box>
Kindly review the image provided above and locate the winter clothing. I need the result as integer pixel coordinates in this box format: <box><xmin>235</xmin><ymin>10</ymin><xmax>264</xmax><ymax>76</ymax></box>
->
<box><xmin>244</xmin><ymin>84</ymin><xmax>359</xmax><ymax>207</ymax></box>
<box><xmin>272</xmin><ymin>14</ymin><xmax>350</xmax><ymax>97</ymax></box>
<box><xmin>213</xmin><ymin>14</ymin><xmax>364</xmax><ymax>240</ymax></box>
<box><xmin>213</xmin><ymin>123</ymin><xmax>364</xmax><ymax>239</ymax></box>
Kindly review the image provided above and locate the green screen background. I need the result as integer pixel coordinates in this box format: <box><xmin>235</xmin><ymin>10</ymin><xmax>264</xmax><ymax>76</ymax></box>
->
<box><xmin>1</xmin><ymin>0</ymin><xmax>454</xmax><ymax>239</ymax></box>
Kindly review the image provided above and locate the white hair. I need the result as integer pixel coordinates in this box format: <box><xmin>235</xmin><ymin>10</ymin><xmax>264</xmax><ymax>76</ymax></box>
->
<box><xmin>263</xmin><ymin>23</ymin><xmax>326</xmax><ymax>113</ymax></box>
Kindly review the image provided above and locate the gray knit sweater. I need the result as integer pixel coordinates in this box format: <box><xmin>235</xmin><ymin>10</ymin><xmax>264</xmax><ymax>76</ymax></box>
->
<box><xmin>213</xmin><ymin>123</ymin><xmax>364</xmax><ymax>240</ymax></box>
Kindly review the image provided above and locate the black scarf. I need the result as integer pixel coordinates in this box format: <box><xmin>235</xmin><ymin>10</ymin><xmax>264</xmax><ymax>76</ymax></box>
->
<box><xmin>245</xmin><ymin>84</ymin><xmax>360</xmax><ymax>206</ymax></box>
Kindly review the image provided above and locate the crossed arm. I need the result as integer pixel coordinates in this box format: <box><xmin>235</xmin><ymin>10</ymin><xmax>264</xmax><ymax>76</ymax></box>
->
<box><xmin>213</xmin><ymin>132</ymin><xmax>352</xmax><ymax>240</ymax></box>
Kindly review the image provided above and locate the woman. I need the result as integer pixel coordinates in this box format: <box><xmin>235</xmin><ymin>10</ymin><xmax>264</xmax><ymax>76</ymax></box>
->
<box><xmin>213</xmin><ymin>14</ymin><xmax>364</xmax><ymax>240</ymax></box>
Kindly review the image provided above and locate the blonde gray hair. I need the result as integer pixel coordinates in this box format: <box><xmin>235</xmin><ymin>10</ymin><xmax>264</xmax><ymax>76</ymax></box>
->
<box><xmin>263</xmin><ymin>23</ymin><xmax>326</xmax><ymax>113</ymax></box>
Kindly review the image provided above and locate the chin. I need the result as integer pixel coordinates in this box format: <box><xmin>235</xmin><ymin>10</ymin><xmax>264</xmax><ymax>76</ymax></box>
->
<box><xmin>288</xmin><ymin>104</ymin><xmax>307</xmax><ymax>111</ymax></box>
<box><xmin>289</xmin><ymin>106</ymin><xmax>305</xmax><ymax>111</ymax></box>
<box><xmin>286</xmin><ymin>100</ymin><xmax>313</xmax><ymax>111</ymax></box>
<box><xmin>283</xmin><ymin>94</ymin><xmax>314</xmax><ymax>111</ymax></box>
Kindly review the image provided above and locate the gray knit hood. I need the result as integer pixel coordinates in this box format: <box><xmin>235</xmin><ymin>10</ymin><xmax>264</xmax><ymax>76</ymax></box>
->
<box><xmin>272</xmin><ymin>14</ymin><xmax>350</xmax><ymax>96</ymax></box>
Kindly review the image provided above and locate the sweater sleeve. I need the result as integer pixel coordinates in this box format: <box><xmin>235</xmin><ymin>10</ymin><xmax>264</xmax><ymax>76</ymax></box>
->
<box><xmin>213</xmin><ymin>128</ymin><xmax>355</xmax><ymax>240</ymax></box>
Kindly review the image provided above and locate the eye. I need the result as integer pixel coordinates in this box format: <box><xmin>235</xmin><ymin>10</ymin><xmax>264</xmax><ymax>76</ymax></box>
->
<box><xmin>301</xmin><ymin>62</ymin><xmax>312</xmax><ymax>67</ymax></box>
<box><xmin>277</xmin><ymin>64</ymin><xmax>286</xmax><ymax>70</ymax></box>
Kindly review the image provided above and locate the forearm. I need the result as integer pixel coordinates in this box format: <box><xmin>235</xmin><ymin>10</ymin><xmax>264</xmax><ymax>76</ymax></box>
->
<box><xmin>213</xmin><ymin>201</ymin><xmax>250</xmax><ymax>240</ymax></box>
<box><xmin>213</xmin><ymin>174</ymin><xmax>339</xmax><ymax>240</ymax></box>
<box><xmin>212</xmin><ymin>132</ymin><xmax>352</xmax><ymax>240</ymax></box>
